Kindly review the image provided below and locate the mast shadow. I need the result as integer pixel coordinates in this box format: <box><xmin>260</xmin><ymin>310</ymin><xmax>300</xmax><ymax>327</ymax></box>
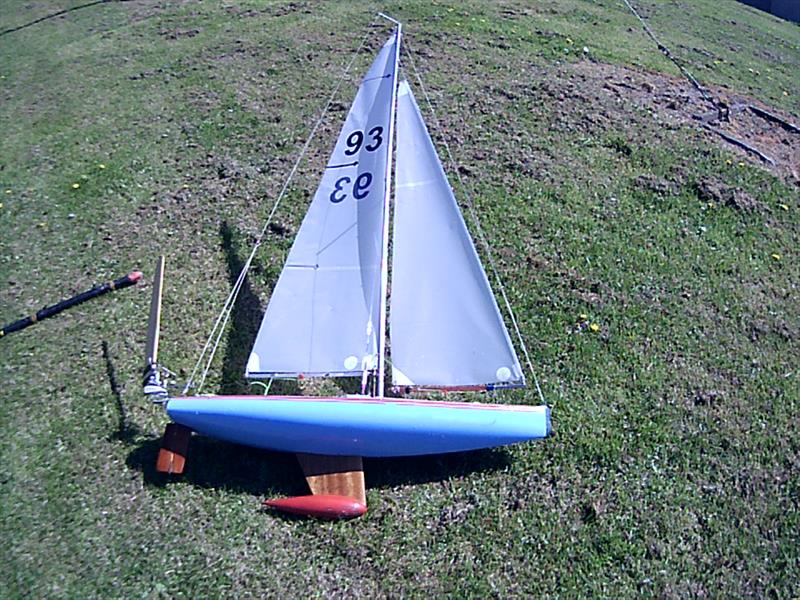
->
<box><xmin>101</xmin><ymin>340</ymin><xmax>141</xmax><ymax>443</ymax></box>
<box><xmin>218</xmin><ymin>220</ymin><xmax>299</xmax><ymax>396</ymax></box>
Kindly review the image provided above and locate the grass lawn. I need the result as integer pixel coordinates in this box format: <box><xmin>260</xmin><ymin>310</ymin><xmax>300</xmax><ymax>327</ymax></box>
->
<box><xmin>1</xmin><ymin>0</ymin><xmax>798</xmax><ymax>596</ymax></box>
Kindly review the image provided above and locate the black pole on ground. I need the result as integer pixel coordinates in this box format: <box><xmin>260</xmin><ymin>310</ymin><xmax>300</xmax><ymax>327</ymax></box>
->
<box><xmin>0</xmin><ymin>271</ymin><xmax>142</xmax><ymax>338</ymax></box>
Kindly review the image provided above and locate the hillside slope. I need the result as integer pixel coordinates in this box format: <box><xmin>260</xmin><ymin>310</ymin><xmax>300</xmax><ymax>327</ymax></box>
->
<box><xmin>1</xmin><ymin>0</ymin><xmax>798</xmax><ymax>596</ymax></box>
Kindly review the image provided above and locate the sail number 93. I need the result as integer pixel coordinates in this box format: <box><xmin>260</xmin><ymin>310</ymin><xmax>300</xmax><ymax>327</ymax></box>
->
<box><xmin>345</xmin><ymin>126</ymin><xmax>383</xmax><ymax>155</ymax></box>
<box><xmin>330</xmin><ymin>172</ymin><xmax>372</xmax><ymax>203</ymax></box>
<box><xmin>329</xmin><ymin>126</ymin><xmax>383</xmax><ymax>203</ymax></box>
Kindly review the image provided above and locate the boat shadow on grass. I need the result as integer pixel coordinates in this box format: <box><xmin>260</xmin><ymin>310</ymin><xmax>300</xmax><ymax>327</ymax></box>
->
<box><xmin>125</xmin><ymin>435</ymin><xmax>512</xmax><ymax>500</ymax></box>
<box><xmin>126</xmin><ymin>436</ymin><xmax>307</xmax><ymax>497</ymax></box>
<box><xmin>364</xmin><ymin>449</ymin><xmax>513</xmax><ymax>490</ymax></box>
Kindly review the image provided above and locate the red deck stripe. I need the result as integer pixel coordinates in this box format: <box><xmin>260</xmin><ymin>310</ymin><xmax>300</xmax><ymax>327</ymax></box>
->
<box><xmin>175</xmin><ymin>395</ymin><xmax>545</xmax><ymax>412</ymax></box>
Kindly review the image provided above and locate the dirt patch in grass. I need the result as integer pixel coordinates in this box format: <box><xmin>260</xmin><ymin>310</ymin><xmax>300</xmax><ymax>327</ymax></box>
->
<box><xmin>694</xmin><ymin>177</ymin><xmax>763</xmax><ymax>212</ymax></box>
<box><xmin>633</xmin><ymin>173</ymin><xmax>684</xmax><ymax>197</ymax></box>
<box><xmin>569</xmin><ymin>59</ymin><xmax>800</xmax><ymax>183</ymax></box>
<box><xmin>158</xmin><ymin>27</ymin><xmax>201</xmax><ymax>40</ymax></box>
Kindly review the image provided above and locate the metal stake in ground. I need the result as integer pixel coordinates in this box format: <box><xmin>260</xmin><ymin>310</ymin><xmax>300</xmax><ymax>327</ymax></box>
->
<box><xmin>0</xmin><ymin>271</ymin><xmax>142</xmax><ymax>337</ymax></box>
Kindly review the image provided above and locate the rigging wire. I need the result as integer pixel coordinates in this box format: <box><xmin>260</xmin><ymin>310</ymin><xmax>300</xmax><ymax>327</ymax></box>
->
<box><xmin>620</xmin><ymin>0</ymin><xmax>715</xmax><ymax>106</ymax></box>
<box><xmin>620</xmin><ymin>1</ymin><xmax>788</xmax><ymax>165</ymax></box>
<box><xmin>184</xmin><ymin>17</ymin><xmax>381</xmax><ymax>394</ymax></box>
<box><xmin>401</xmin><ymin>42</ymin><xmax>548</xmax><ymax>406</ymax></box>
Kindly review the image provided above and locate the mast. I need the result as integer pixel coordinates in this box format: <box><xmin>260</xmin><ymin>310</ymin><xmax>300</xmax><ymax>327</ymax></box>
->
<box><xmin>376</xmin><ymin>19</ymin><xmax>402</xmax><ymax>397</ymax></box>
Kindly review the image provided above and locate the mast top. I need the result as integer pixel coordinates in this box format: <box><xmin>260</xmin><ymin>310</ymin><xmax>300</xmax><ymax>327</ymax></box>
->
<box><xmin>377</xmin><ymin>12</ymin><xmax>401</xmax><ymax>26</ymax></box>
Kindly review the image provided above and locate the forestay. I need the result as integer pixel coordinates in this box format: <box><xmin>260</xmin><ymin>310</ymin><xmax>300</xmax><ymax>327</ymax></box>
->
<box><xmin>247</xmin><ymin>34</ymin><xmax>400</xmax><ymax>379</ymax></box>
<box><xmin>390</xmin><ymin>81</ymin><xmax>524</xmax><ymax>388</ymax></box>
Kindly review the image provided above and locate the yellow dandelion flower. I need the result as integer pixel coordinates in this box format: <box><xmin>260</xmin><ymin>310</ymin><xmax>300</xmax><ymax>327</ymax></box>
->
<box><xmin>4</xmin><ymin>189</ymin><xmax>10</xmax><ymax>194</ymax></box>
<box><xmin>589</xmin><ymin>323</ymin><xmax>600</xmax><ymax>332</ymax></box>
<box><xmin>771</xmin><ymin>253</ymin><xmax>781</xmax><ymax>261</ymax></box>
<box><xmin>725</xmin><ymin>159</ymin><xmax>732</xmax><ymax>165</ymax></box>
<box><xmin>0</xmin><ymin>203</ymin><xmax>3</xmax><ymax>209</ymax></box>
<box><xmin>738</xmin><ymin>162</ymin><xmax>745</xmax><ymax>167</ymax></box>
<box><xmin>98</xmin><ymin>163</ymin><xmax>106</xmax><ymax>169</ymax></box>
<box><xmin>71</xmin><ymin>183</ymin><xmax>80</xmax><ymax>189</ymax></box>
<box><xmin>778</xmin><ymin>204</ymin><xmax>789</xmax><ymax>211</ymax></box>
<box><xmin>579</xmin><ymin>313</ymin><xmax>588</xmax><ymax>321</ymax></box>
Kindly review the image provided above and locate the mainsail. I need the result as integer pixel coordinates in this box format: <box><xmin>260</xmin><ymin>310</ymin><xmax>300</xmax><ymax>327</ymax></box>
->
<box><xmin>247</xmin><ymin>33</ymin><xmax>400</xmax><ymax>378</ymax></box>
<box><xmin>390</xmin><ymin>81</ymin><xmax>524</xmax><ymax>388</ymax></box>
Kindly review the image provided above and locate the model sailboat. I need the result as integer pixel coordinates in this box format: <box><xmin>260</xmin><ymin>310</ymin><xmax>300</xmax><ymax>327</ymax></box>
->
<box><xmin>145</xmin><ymin>21</ymin><xmax>550</xmax><ymax>519</ymax></box>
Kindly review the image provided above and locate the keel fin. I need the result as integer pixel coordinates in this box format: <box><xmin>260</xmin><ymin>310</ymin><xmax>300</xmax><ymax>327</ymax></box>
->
<box><xmin>264</xmin><ymin>454</ymin><xmax>367</xmax><ymax>519</ymax></box>
<box><xmin>264</xmin><ymin>494</ymin><xmax>366</xmax><ymax>519</ymax></box>
<box><xmin>296</xmin><ymin>453</ymin><xmax>366</xmax><ymax>505</ymax></box>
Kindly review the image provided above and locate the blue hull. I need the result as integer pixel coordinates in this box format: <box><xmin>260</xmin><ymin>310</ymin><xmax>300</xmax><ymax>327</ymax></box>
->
<box><xmin>166</xmin><ymin>395</ymin><xmax>550</xmax><ymax>457</ymax></box>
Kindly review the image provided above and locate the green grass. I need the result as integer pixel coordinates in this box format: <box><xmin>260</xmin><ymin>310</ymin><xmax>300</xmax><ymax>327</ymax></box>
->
<box><xmin>1</xmin><ymin>0</ymin><xmax>799</xmax><ymax>596</ymax></box>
